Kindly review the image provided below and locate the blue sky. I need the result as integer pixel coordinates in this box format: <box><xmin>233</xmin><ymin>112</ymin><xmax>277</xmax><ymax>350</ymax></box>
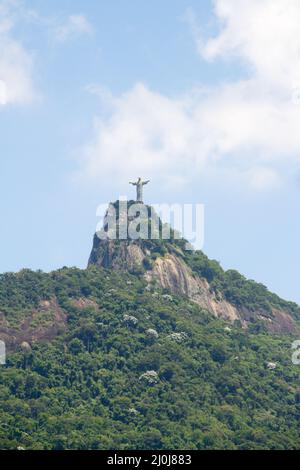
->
<box><xmin>1</xmin><ymin>0</ymin><xmax>300</xmax><ymax>304</ymax></box>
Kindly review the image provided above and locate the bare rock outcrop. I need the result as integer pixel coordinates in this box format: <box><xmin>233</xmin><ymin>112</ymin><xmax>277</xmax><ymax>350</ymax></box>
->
<box><xmin>87</xmin><ymin>202</ymin><xmax>298</xmax><ymax>335</ymax></box>
<box><xmin>89</xmin><ymin>237</ymin><xmax>145</xmax><ymax>272</ymax></box>
<box><xmin>145</xmin><ymin>254</ymin><xmax>240</xmax><ymax>322</ymax></box>
<box><xmin>0</xmin><ymin>298</ymin><xmax>67</xmax><ymax>351</ymax></box>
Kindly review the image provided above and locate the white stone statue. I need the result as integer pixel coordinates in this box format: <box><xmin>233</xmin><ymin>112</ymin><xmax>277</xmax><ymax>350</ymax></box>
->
<box><xmin>129</xmin><ymin>177</ymin><xmax>150</xmax><ymax>202</ymax></box>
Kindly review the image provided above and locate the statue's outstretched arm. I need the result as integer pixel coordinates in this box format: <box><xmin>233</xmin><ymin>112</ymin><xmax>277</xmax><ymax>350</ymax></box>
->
<box><xmin>143</xmin><ymin>180</ymin><xmax>150</xmax><ymax>185</ymax></box>
<box><xmin>129</xmin><ymin>182</ymin><xmax>137</xmax><ymax>186</ymax></box>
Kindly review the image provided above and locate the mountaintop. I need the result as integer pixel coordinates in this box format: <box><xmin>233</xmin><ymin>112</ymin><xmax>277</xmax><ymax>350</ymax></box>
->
<box><xmin>0</xmin><ymin>200</ymin><xmax>299</xmax><ymax>450</ymax></box>
<box><xmin>88</xmin><ymin>200</ymin><xmax>300</xmax><ymax>335</ymax></box>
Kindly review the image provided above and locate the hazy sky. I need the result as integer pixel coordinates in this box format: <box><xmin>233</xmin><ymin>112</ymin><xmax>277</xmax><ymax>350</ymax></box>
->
<box><xmin>1</xmin><ymin>0</ymin><xmax>300</xmax><ymax>303</ymax></box>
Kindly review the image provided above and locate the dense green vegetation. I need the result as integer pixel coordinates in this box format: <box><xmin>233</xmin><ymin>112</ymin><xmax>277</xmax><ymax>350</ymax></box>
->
<box><xmin>0</xmin><ymin>267</ymin><xmax>299</xmax><ymax>450</ymax></box>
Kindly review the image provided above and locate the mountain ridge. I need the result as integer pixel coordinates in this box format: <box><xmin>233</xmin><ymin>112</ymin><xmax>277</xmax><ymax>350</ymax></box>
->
<box><xmin>88</xmin><ymin>200</ymin><xmax>300</xmax><ymax>335</ymax></box>
<box><xmin>1</xmin><ymin>200</ymin><xmax>300</xmax><ymax>450</ymax></box>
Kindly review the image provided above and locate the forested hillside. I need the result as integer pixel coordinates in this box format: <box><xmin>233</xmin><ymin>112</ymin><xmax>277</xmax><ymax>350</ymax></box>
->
<box><xmin>0</xmin><ymin>267</ymin><xmax>299</xmax><ymax>450</ymax></box>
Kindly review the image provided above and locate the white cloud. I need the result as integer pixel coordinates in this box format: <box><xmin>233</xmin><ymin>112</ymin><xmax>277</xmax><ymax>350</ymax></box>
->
<box><xmin>0</xmin><ymin>1</ymin><xmax>36</xmax><ymax>106</ymax></box>
<box><xmin>80</xmin><ymin>83</ymin><xmax>205</xmax><ymax>188</ymax></box>
<box><xmin>54</xmin><ymin>14</ymin><xmax>93</xmax><ymax>42</ymax></box>
<box><xmin>199</xmin><ymin>0</ymin><xmax>300</xmax><ymax>92</ymax></box>
<box><xmin>79</xmin><ymin>0</ymin><xmax>300</xmax><ymax>191</ymax></box>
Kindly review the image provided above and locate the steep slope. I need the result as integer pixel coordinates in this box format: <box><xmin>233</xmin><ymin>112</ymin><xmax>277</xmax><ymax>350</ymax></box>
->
<box><xmin>1</xmin><ymin>200</ymin><xmax>300</xmax><ymax>450</ymax></box>
<box><xmin>88</xmin><ymin>201</ymin><xmax>300</xmax><ymax>335</ymax></box>
<box><xmin>0</xmin><ymin>267</ymin><xmax>300</xmax><ymax>450</ymax></box>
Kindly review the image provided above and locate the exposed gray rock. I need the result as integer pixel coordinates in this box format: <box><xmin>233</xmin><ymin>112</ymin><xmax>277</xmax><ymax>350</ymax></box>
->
<box><xmin>89</xmin><ymin>236</ymin><xmax>145</xmax><ymax>272</ymax></box>
<box><xmin>145</xmin><ymin>254</ymin><xmax>241</xmax><ymax>322</ymax></box>
<box><xmin>88</xmin><ymin>202</ymin><xmax>298</xmax><ymax>335</ymax></box>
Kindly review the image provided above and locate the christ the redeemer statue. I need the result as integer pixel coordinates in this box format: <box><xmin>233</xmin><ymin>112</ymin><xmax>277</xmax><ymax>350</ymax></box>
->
<box><xmin>129</xmin><ymin>177</ymin><xmax>150</xmax><ymax>202</ymax></box>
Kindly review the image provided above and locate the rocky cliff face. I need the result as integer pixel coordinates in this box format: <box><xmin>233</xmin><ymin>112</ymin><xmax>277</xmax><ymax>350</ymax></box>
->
<box><xmin>89</xmin><ymin>237</ymin><xmax>145</xmax><ymax>272</ymax></box>
<box><xmin>145</xmin><ymin>253</ymin><xmax>240</xmax><ymax>322</ymax></box>
<box><xmin>145</xmin><ymin>253</ymin><xmax>297</xmax><ymax>334</ymax></box>
<box><xmin>0</xmin><ymin>298</ymin><xmax>67</xmax><ymax>350</ymax></box>
<box><xmin>88</xmin><ymin>202</ymin><xmax>299</xmax><ymax>334</ymax></box>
